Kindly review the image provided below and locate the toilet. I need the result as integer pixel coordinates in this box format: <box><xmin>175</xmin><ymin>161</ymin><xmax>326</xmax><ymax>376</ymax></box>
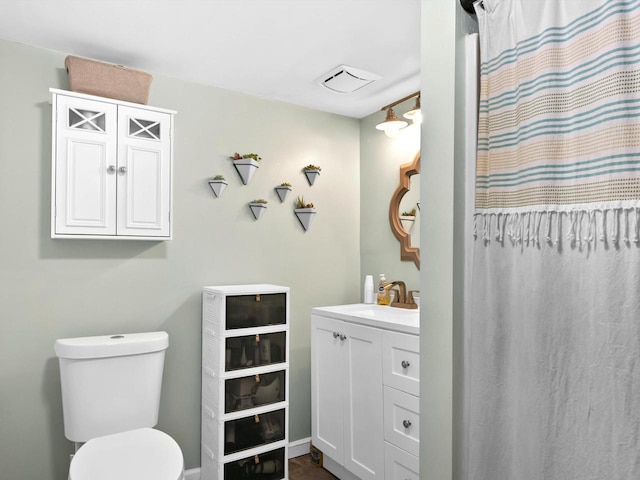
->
<box><xmin>54</xmin><ymin>331</ymin><xmax>184</xmax><ymax>480</ymax></box>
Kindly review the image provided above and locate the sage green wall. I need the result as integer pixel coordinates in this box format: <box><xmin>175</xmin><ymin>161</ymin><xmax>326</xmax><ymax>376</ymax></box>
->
<box><xmin>360</xmin><ymin>102</ymin><xmax>420</xmax><ymax>293</ymax></box>
<box><xmin>419</xmin><ymin>1</ymin><xmax>478</xmax><ymax>480</ymax></box>
<box><xmin>0</xmin><ymin>39</ymin><xmax>361</xmax><ymax>480</ymax></box>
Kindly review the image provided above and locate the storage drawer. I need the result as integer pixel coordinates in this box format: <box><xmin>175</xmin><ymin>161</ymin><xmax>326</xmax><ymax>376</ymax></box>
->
<box><xmin>225</xmin><ymin>331</ymin><xmax>287</xmax><ymax>372</ymax></box>
<box><xmin>382</xmin><ymin>330</ymin><xmax>419</xmax><ymax>396</ymax></box>
<box><xmin>202</xmin><ymin>405</ymin><xmax>286</xmax><ymax>458</ymax></box>
<box><xmin>384</xmin><ymin>441</ymin><xmax>419</xmax><ymax>480</ymax></box>
<box><xmin>226</xmin><ymin>293</ymin><xmax>287</xmax><ymax>330</ymax></box>
<box><xmin>202</xmin><ymin>368</ymin><xmax>286</xmax><ymax>414</ymax></box>
<box><xmin>383</xmin><ymin>386</ymin><xmax>420</xmax><ymax>457</ymax></box>
<box><xmin>201</xmin><ymin>444</ymin><xmax>287</xmax><ymax>480</ymax></box>
<box><xmin>225</xmin><ymin>446</ymin><xmax>286</xmax><ymax>480</ymax></box>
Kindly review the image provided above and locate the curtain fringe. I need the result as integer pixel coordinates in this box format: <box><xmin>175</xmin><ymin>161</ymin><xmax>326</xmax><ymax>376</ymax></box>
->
<box><xmin>473</xmin><ymin>208</ymin><xmax>640</xmax><ymax>248</ymax></box>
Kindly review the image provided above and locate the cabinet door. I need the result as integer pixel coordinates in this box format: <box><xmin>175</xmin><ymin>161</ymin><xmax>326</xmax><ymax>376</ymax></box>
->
<box><xmin>117</xmin><ymin>106</ymin><xmax>171</xmax><ymax>237</ymax></box>
<box><xmin>343</xmin><ymin>322</ymin><xmax>384</xmax><ymax>480</ymax></box>
<box><xmin>53</xmin><ymin>95</ymin><xmax>117</xmax><ymax>235</ymax></box>
<box><xmin>311</xmin><ymin>315</ymin><xmax>344</xmax><ymax>463</ymax></box>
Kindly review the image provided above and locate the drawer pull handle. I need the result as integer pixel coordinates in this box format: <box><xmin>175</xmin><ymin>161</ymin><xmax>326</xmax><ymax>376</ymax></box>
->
<box><xmin>339</xmin><ymin>334</ymin><xmax>347</xmax><ymax>341</ymax></box>
<box><xmin>333</xmin><ymin>332</ymin><xmax>340</xmax><ymax>339</ymax></box>
<box><xmin>401</xmin><ymin>360</ymin><xmax>410</xmax><ymax>369</ymax></box>
<box><xmin>402</xmin><ymin>419</ymin><xmax>412</xmax><ymax>429</ymax></box>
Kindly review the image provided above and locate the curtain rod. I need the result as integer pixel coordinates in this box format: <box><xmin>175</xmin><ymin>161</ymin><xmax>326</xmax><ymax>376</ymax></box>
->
<box><xmin>461</xmin><ymin>0</ymin><xmax>484</xmax><ymax>15</ymax></box>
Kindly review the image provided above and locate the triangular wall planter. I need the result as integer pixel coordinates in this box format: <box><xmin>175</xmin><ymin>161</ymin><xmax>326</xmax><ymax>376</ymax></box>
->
<box><xmin>294</xmin><ymin>208</ymin><xmax>317</xmax><ymax>231</ymax></box>
<box><xmin>249</xmin><ymin>203</ymin><xmax>267</xmax><ymax>220</ymax></box>
<box><xmin>275</xmin><ymin>186</ymin><xmax>292</xmax><ymax>203</ymax></box>
<box><xmin>400</xmin><ymin>216</ymin><xmax>415</xmax><ymax>233</ymax></box>
<box><xmin>233</xmin><ymin>159</ymin><xmax>259</xmax><ymax>185</ymax></box>
<box><xmin>304</xmin><ymin>169</ymin><xmax>320</xmax><ymax>186</ymax></box>
<box><xmin>208</xmin><ymin>180</ymin><xmax>228</xmax><ymax>198</ymax></box>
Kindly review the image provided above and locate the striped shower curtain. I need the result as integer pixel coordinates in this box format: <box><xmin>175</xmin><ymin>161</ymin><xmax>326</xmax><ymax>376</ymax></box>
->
<box><xmin>467</xmin><ymin>1</ymin><xmax>640</xmax><ymax>479</ymax></box>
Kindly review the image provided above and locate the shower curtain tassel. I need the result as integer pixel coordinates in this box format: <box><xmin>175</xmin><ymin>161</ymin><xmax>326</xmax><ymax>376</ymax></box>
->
<box><xmin>623</xmin><ymin>209</ymin><xmax>630</xmax><ymax>244</ymax></box>
<box><xmin>473</xmin><ymin>214</ymin><xmax>478</xmax><ymax>239</ymax></box>
<box><xmin>554</xmin><ymin>211</ymin><xmax>561</xmax><ymax>245</ymax></box>
<box><xmin>495</xmin><ymin>213</ymin><xmax>501</xmax><ymax>240</ymax></box>
<box><xmin>577</xmin><ymin>211</ymin><xmax>584</xmax><ymax>248</ymax></box>
<box><xmin>516</xmin><ymin>213</ymin><xmax>523</xmax><ymax>244</ymax></box>
<box><xmin>567</xmin><ymin>211</ymin><xmax>577</xmax><ymax>245</ymax></box>
<box><xmin>634</xmin><ymin>208</ymin><xmax>640</xmax><ymax>243</ymax></box>
<box><xmin>524</xmin><ymin>212</ymin><xmax>531</xmax><ymax>246</ymax></box>
<box><xmin>600</xmin><ymin>209</ymin><xmax>607</xmax><ymax>242</ymax></box>
<box><xmin>500</xmin><ymin>213</ymin><xmax>507</xmax><ymax>242</ymax></box>
<box><xmin>610</xmin><ymin>209</ymin><xmax>619</xmax><ymax>245</ymax></box>
<box><xmin>483</xmin><ymin>214</ymin><xmax>491</xmax><ymax>242</ymax></box>
<box><xmin>587</xmin><ymin>210</ymin><xmax>596</xmax><ymax>244</ymax></box>
<box><xmin>534</xmin><ymin>211</ymin><xmax>542</xmax><ymax>246</ymax></box>
<box><xmin>545</xmin><ymin>211</ymin><xmax>553</xmax><ymax>243</ymax></box>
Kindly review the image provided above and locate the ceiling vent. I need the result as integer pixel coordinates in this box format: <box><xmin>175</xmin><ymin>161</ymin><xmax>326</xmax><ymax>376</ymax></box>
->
<box><xmin>319</xmin><ymin>65</ymin><xmax>381</xmax><ymax>94</ymax></box>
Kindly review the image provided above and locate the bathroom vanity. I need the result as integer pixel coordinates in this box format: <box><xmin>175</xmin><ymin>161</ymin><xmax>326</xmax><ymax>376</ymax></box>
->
<box><xmin>201</xmin><ymin>285</ymin><xmax>289</xmax><ymax>480</ymax></box>
<box><xmin>311</xmin><ymin>304</ymin><xmax>420</xmax><ymax>480</ymax></box>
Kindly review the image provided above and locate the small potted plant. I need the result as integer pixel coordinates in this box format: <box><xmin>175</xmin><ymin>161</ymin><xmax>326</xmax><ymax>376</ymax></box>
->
<box><xmin>400</xmin><ymin>207</ymin><xmax>417</xmax><ymax>233</ymax></box>
<box><xmin>303</xmin><ymin>164</ymin><xmax>321</xmax><ymax>186</ymax></box>
<box><xmin>208</xmin><ymin>174</ymin><xmax>228</xmax><ymax>198</ymax></box>
<box><xmin>249</xmin><ymin>199</ymin><xmax>268</xmax><ymax>220</ymax></box>
<box><xmin>275</xmin><ymin>182</ymin><xmax>292</xmax><ymax>203</ymax></box>
<box><xmin>294</xmin><ymin>195</ymin><xmax>317</xmax><ymax>231</ymax></box>
<box><xmin>230</xmin><ymin>152</ymin><xmax>262</xmax><ymax>185</ymax></box>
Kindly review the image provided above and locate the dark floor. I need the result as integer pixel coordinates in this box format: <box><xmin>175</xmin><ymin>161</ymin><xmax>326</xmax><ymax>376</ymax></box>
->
<box><xmin>289</xmin><ymin>454</ymin><xmax>338</xmax><ymax>480</ymax></box>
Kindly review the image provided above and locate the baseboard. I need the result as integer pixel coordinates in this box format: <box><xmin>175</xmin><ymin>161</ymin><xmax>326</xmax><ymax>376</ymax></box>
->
<box><xmin>184</xmin><ymin>467</ymin><xmax>200</xmax><ymax>480</ymax></box>
<box><xmin>288</xmin><ymin>437</ymin><xmax>312</xmax><ymax>458</ymax></box>
<box><xmin>184</xmin><ymin>438</ymin><xmax>311</xmax><ymax>480</ymax></box>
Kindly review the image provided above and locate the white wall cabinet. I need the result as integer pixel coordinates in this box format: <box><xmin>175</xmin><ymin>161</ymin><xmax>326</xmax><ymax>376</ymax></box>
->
<box><xmin>202</xmin><ymin>285</ymin><xmax>289</xmax><ymax>480</ymax></box>
<box><xmin>50</xmin><ymin>89</ymin><xmax>175</xmax><ymax>239</ymax></box>
<box><xmin>312</xmin><ymin>306</ymin><xmax>420</xmax><ymax>480</ymax></box>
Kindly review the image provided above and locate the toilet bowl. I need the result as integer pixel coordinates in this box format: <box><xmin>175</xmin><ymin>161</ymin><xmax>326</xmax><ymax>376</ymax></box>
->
<box><xmin>69</xmin><ymin>428</ymin><xmax>184</xmax><ymax>480</ymax></box>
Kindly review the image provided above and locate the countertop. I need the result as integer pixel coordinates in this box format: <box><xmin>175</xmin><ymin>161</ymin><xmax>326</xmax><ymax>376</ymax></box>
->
<box><xmin>312</xmin><ymin>303</ymin><xmax>419</xmax><ymax>335</ymax></box>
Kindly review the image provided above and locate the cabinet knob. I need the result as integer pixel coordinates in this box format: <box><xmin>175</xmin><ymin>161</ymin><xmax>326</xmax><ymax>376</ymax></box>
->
<box><xmin>107</xmin><ymin>165</ymin><xmax>116</xmax><ymax>174</ymax></box>
<box><xmin>339</xmin><ymin>334</ymin><xmax>346</xmax><ymax>341</ymax></box>
<box><xmin>118</xmin><ymin>166</ymin><xmax>127</xmax><ymax>174</ymax></box>
<box><xmin>402</xmin><ymin>419</ymin><xmax>412</xmax><ymax>429</ymax></box>
<box><xmin>401</xmin><ymin>360</ymin><xmax>410</xmax><ymax>369</ymax></box>
<box><xmin>333</xmin><ymin>332</ymin><xmax>340</xmax><ymax>339</ymax></box>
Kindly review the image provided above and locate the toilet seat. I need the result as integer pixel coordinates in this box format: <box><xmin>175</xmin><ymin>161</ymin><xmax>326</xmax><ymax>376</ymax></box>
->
<box><xmin>69</xmin><ymin>428</ymin><xmax>184</xmax><ymax>480</ymax></box>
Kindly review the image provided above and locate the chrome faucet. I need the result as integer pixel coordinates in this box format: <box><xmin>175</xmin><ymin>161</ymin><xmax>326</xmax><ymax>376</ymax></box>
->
<box><xmin>383</xmin><ymin>281</ymin><xmax>419</xmax><ymax>309</ymax></box>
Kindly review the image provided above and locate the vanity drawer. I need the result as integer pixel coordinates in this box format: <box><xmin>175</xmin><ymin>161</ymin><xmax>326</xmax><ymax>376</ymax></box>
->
<box><xmin>383</xmin><ymin>386</ymin><xmax>419</xmax><ymax>457</ymax></box>
<box><xmin>384</xmin><ymin>441</ymin><xmax>419</xmax><ymax>480</ymax></box>
<box><xmin>382</xmin><ymin>331</ymin><xmax>419</xmax><ymax>396</ymax></box>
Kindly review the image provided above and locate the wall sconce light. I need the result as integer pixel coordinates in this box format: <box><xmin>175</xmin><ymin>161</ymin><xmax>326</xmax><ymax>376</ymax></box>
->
<box><xmin>403</xmin><ymin>95</ymin><xmax>422</xmax><ymax>125</ymax></box>
<box><xmin>376</xmin><ymin>107</ymin><xmax>407</xmax><ymax>137</ymax></box>
<box><xmin>376</xmin><ymin>91</ymin><xmax>420</xmax><ymax>137</ymax></box>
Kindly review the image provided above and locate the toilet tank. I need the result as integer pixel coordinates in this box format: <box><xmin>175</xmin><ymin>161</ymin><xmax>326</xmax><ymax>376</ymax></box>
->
<box><xmin>54</xmin><ymin>331</ymin><xmax>169</xmax><ymax>442</ymax></box>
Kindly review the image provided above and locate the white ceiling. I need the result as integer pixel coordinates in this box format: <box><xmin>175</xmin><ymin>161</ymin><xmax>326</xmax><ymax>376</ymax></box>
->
<box><xmin>0</xmin><ymin>0</ymin><xmax>420</xmax><ymax>119</ymax></box>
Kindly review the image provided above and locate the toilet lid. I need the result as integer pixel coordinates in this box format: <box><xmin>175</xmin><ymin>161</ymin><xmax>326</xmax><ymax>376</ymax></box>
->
<box><xmin>70</xmin><ymin>428</ymin><xmax>184</xmax><ymax>480</ymax></box>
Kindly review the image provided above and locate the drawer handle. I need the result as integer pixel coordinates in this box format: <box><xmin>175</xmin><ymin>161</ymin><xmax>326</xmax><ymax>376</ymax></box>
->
<box><xmin>339</xmin><ymin>334</ymin><xmax>347</xmax><ymax>341</ymax></box>
<box><xmin>401</xmin><ymin>360</ymin><xmax>410</xmax><ymax>369</ymax></box>
<box><xmin>402</xmin><ymin>419</ymin><xmax>412</xmax><ymax>429</ymax></box>
<box><xmin>333</xmin><ymin>332</ymin><xmax>340</xmax><ymax>339</ymax></box>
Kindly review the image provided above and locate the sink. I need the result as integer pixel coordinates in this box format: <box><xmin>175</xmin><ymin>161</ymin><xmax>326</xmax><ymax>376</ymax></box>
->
<box><xmin>312</xmin><ymin>303</ymin><xmax>420</xmax><ymax>334</ymax></box>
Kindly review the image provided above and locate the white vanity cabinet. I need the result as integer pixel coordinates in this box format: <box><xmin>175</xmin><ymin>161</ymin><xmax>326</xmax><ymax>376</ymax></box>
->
<box><xmin>311</xmin><ymin>305</ymin><xmax>420</xmax><ymax>480</ymax></box>
<box><xmin>50</xmin><ymin>89</ymin><xmax>175</xmax><ymax>239</ymax></box>
<box><xmin>202</xmin><ymin>285</ymin><xmax>289</xmax><ymax>480</ymax></box>
<box><xmin>311</xmin><ymin>315</ymin><xmax>384</xmax><ymax>480</ymax></box>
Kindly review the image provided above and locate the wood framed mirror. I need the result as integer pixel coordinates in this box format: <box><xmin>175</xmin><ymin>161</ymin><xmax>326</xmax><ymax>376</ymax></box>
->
<box><xmin>389</xmin><ymin>152</ymin><xmax>420</xmax><ymax>269</ymax></box>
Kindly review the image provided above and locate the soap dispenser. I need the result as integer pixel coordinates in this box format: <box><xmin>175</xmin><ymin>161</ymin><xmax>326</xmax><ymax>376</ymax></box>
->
<box><xmin>377</xmin><ymin>274</ymin><xmax>390</xmax><ymax>305</ymax></box>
